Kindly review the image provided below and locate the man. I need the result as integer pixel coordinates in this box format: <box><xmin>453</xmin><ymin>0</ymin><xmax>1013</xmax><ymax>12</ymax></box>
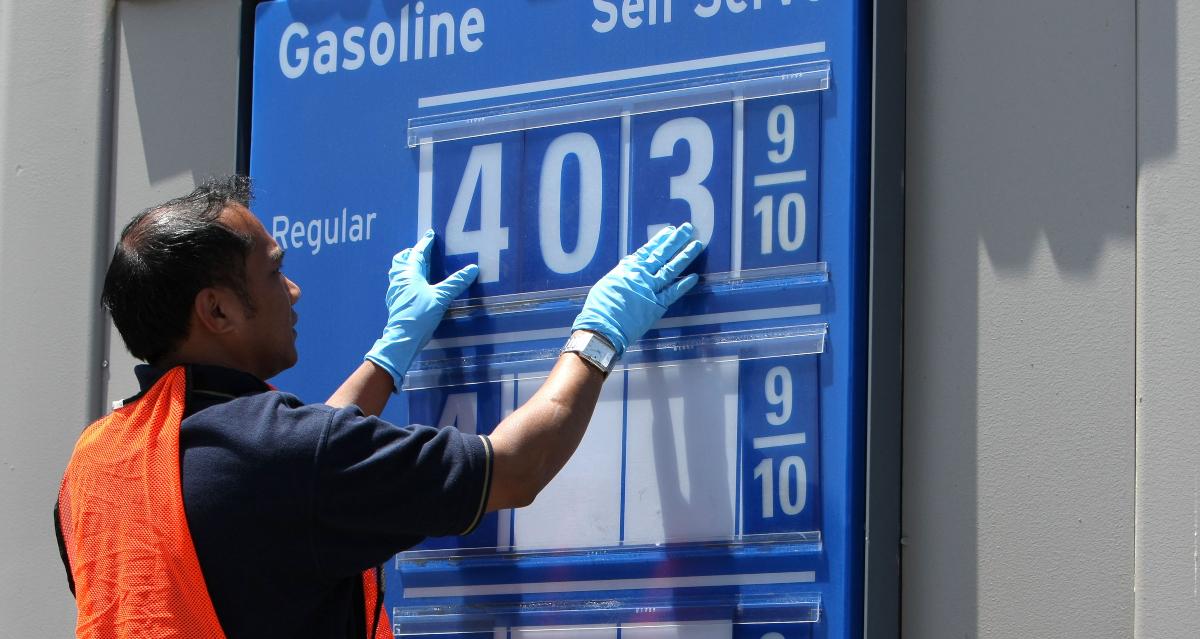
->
<box><xmin>55</xmin><ymin>176</ymin><xmax>704</xmax><ymax>639</ymax></box>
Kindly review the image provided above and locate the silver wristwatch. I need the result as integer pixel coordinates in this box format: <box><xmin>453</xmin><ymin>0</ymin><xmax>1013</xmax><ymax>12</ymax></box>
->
<box><xmin>562</xmin><ymin>330</ymin><xmax>618</xmax><ymax>377</ymax></box>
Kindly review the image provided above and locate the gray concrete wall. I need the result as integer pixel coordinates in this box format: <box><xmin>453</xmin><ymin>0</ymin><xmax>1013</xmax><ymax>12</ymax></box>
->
<box><xmin>903</xmin><ymin>1</ymin><xmax>1137</xmax><ymax>637</ymax></box>
<box><xmin>105</xmin><ymin>0</ymin><xmax>241</xmax><ymax>404</ymax></box>
<box><xmin>4</xmin><ymin>1</ymin><xmax>1199</xmax><ymax>638</ymax></box>
<box><xmin>0</xmin><ymin>2</ymin><xmax>115</xmax><ymax>635</ymax></box>
<box><xmin>0</xmin><ymin>1</ymin><xmax>240</xmax><ymax>635</ymax></box>
<box><xmin>1135</xmin><ymin>2</ymin><xmax>1200</xmax><ymax>637</ymax></box>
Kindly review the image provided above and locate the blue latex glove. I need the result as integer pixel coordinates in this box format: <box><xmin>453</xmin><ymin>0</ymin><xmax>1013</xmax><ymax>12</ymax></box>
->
<box><xmin>366</xmin><ymin>230</ymin><xmax>479</xmax><ymax>390</ymax></box>
<box><xmin>572</xmin><ymin>223</ymin><xmax>706</xmax><ymax>357</ymax></box>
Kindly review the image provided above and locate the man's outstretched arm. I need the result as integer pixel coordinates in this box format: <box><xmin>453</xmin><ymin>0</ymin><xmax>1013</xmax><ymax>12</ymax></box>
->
<box><xmin>485</xmin><ymin>223</ymin><xmax>705</xmax><ymax>511</ymax></box>
<box><xmin>485</xmin><ymin>352</ymin><xmax>605</xmax><ymax>510</ymax></box>
<box><xmin>326</xmin><ymin>360</ymin><xmax>395</xmax><ymax>417</ymax></box>
<box><xmin>327</xmin><ymin>230</ymin><xmax>477</xmax><ymax>416</ymax></box>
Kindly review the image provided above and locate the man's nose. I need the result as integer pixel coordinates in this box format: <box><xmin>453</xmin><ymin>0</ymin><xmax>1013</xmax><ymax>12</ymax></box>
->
<box><xmin>287</xmin><ymin>276</ymin><xmax>301</xmax><ymax>303</ymax></box>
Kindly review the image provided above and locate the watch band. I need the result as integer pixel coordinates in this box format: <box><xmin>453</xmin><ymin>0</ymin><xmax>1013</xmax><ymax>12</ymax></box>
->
<box><xmin>562</xmin><ymin>330</ymin><xmax>618</xmax><ymax>377</ymax></box>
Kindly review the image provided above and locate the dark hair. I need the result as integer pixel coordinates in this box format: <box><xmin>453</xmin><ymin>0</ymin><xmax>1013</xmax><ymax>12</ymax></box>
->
<box><xmin>102</xmin><ymin>176</ymin><xmax>256</xmax><ymax>364</ymax></box>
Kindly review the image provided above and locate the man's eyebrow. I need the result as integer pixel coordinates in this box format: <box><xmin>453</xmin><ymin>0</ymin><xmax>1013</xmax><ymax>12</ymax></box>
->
<box><xmin>269</xmin><ymin>247</ymin><xmax>286</xmax><ymax>264</ymax></box>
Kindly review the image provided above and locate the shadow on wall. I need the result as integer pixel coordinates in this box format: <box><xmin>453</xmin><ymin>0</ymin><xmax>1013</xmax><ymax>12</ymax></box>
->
<box><xmin>904</xmin><ymin>0</ymin><xmax>1157</xmax><ymax>637</ymax></box>
<box><xmin>1139</xmin><ymin>1</ymin><xmax>1178</xmax><ymax>164</ymax></box>
<box><xmin>951</xmin><ymin>3</ymin><xmax>1148</xmax><ymax>274</ymax></box>
<box><xmin>119</xmin><ymin>0</ymin><xmax>440</xmax><ymax>186</ymax></box>
<box><xmin>119</xmin><ymin>1</ymin><xmax>242</xmax><ymax>185</ymax></box>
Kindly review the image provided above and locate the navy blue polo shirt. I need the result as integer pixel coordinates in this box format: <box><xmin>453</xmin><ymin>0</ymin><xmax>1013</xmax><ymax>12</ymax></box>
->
<box><xmin>67</xmin><ymin>364</ymin><xmax>492</xmax><ymax>639</ymax></box>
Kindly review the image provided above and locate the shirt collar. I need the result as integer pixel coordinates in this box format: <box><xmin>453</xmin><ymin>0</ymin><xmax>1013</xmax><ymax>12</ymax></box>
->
<box><xmin>135</xmin><ymin>363</ymin><xmax>271</xmax><ymax>399</ymax></box>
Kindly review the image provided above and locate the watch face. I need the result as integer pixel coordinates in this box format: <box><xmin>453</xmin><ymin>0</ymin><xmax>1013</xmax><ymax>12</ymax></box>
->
<box><xmin>585</xmin><ymin>339</ymin><xmax>615</xmax><ymax>368</ymax></box>
<box><xmin>567</xmin><ymin>332</ymin><xmax>615</xmax><ymax>374</ymax></box>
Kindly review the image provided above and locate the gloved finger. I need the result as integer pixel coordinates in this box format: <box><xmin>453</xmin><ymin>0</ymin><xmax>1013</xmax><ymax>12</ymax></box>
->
<box><xmin>631</xmin><ymin>225</ymin><xmax>676</xmax><ymax>262</ymax></box>
<box><xmin>433</xmin><ymin>263</ymin><xmax>480</xmax><ymax>303</ymax></box>
<box><xmin>408</xmin><ymin>229</ymin><xmax>436</xmax><ymax>279</ymax></box>
<box><xmin>386</xmin><ymin>249</ymin><xmax>412</xmax><ymax>306</ymax></box>
<box><xmin>390</xmin><ymin>248</ymin><xmax>412</xmax><ymax>278</ymax></box>
<box><xmin>657</xmin><ymin>273</ymin><xmax>700</xmax><ymax>307</ymax></box>
<box><xmin>645</xmin><ymin>222</ymin><xmax>695</xmax><ymax>269</ymax></box>
<box><xmin>653</xmin><ymin>239</ymin><xmax>705</xmax><ymax>289</ymax></box>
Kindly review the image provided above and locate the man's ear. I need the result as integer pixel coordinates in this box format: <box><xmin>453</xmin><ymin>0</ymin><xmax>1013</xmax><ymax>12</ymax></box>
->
<box><xmin>192</xmin><ymin>287</ymin><xmax>241</xmax><ymax>335</ymax></box>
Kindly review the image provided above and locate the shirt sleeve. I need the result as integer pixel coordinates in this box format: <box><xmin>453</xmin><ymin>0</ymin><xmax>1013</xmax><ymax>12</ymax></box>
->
<box><xmin>310</xmin><ymin>405</ymin><xmax>492</xmax><ymax>578</ymax></box>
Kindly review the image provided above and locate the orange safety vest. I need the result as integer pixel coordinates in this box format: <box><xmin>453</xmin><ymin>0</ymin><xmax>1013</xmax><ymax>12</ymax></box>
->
<box><xmin>57</xmin><ymin>366</ymin><xmax>392</xmax><ymax>639</ymax></box>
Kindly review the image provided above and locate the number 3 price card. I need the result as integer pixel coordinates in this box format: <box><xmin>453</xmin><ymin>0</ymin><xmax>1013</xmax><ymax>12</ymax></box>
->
<box><xmin>249</xmin><ymin>1</ymin><xmax>870</xmax><ymax>637</ymax></box>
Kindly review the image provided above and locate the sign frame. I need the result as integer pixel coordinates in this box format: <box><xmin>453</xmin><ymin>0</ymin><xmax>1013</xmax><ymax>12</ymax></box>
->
<box><xmin>233</xmin><ymin>1</ymin><xmax>905</xmax><ymax>636</ymax></box>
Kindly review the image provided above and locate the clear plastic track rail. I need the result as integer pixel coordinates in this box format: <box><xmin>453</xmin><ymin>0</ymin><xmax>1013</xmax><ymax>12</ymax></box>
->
<box><xmin>445</xmin><ymin>262</ymin><xmax>829</xmax><ymax>320</ymax></box>
<box><xmin>392</xmin><ymin>593</ymin><xmax>822</xmax><ymax>636</ymax></box>
<box><xmin>408</xmin><ymin>60</ymin><xmax>831</xmax><ymax>147</ymax></box>
<box><xmin>392</xmin><ymin>534</ymin><xmax>823</xmax><ymax>635</ymax></box>
<box><xmin>403</xmin><ymin>323</ymin><xmax>827</xmax><ymax>390</ymax></box>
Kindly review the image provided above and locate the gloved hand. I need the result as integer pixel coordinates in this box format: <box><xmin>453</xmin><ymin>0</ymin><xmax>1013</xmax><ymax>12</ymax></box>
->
<box><xmin>572</xmin><ymin>223</ymin><xmax>705</xmax><ymax>356</ymax></box>
<box><xmin>366</xmin><ymin>230</ymin><xmax>478</xmax><ymax>390</ymax></box>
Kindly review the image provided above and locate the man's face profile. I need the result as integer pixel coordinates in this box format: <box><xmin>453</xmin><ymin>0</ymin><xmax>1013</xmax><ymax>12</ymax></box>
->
<box><xmin>219</xmin><ymin>204</ymin><xmax>302</xmax><ymax>380</ymax></box>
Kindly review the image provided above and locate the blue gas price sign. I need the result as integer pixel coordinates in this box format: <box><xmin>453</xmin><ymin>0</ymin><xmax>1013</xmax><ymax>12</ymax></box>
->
<box><xmin>250</xmin><ymin>1</ymin><xmax>868</xmax><ymax>637</ymax></box>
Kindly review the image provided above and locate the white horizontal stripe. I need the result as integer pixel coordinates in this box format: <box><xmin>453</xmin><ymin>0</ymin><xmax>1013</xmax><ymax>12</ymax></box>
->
<box><xmin>753</xmin><ymin>433</ymin><xmax>808</xmax><ymax>449</ymax></box>
<box><xmin>654</xmin><ymin>304</ymin><xmax>820</xmax><ymax>329</ymax></box>
<box><xmin>427</xmin><ymin>327</ymin><xmax>569</xmax><ymax>350</ymax></box>
<box><xmin>753</xmin><ymin>170</ymin><xmax>808</xmax><ymax>187</ymax></box>
<box><xmin>425</xmin><ymin>304</ymin><xmax>821</xmax><ymax>350</ymax></box>
<box><xmin>418</xmin><ymin>43</ymin><xmax>827</xmax><ymax>108</ymax></box>
<box><xmin>403</xmin><ymin>571</ymin><xmax>816</xmax><ymax>598</ymax></box>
